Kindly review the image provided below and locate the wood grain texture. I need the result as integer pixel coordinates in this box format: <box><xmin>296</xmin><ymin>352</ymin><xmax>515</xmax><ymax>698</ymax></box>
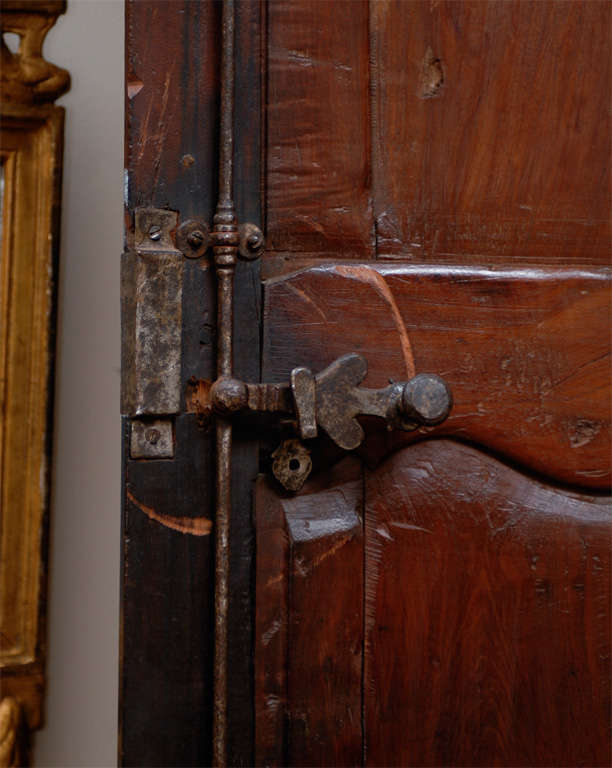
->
<box><xmin>262</xmin><ymin>0</ymin><xmax>610</xmax><ymax>276</ymax></box>
<box><xmin>263</xmin><ymin>264</ymin><xmax>611</xmax><ymax>489</ymax></box>
<box><xmin>254</xmin><ymin>476</ymin><xmax>290</xmax><ymax>768</ymax></box>
<box><xmin>123</xmin><ymin>2</ymin><xmax>612</xmax><ymax>765</ymax></box>
<box><xmin>371</xmin><ymin>1</ymin><xmax>611</xmax><ymax>265</ymax></box>
<box><xmin>255</xmin><ymin>458</ymin><xmax>364</xmax><ymax>767</ymax></box>
<box><xmin>364</xmin><ymin>440</ymin><xmax>611</xmax><ymax>767</ymax></box>
<box><xmin>122</xmin><ymin>415</ymin><xmax>214</xmax><ymax>767</ymax></box>
<box><xmin>125</xmin><ymin>0</ymin><xmax>219</xmax><ymax>219</ymax></box>
<box><xmin>123</xmin><ymin>2</ymin><xmax>264</xmax><ymax>764</ymax></box>
<box><xmin>265</xmin><ymin>0</ymin><xmax>373</xmax><ymax>258</ymax></box>
<box><xmin>122</xmin><ymin>2</ymin><xmax>220</xmax><ymax>765</ymax></box>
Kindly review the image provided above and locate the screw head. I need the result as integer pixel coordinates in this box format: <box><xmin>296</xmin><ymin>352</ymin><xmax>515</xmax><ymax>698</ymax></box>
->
<box><xmin>238</xmin><ymin>223</ymin><xmax>264</xmax><ymax>260</ymax></box>
<box><xmin>148</xmin><ymin>225</ymin><xmax>162</xmax><ymax>241</ymax></box>
<box><xmin>247</xmin><ymin>232</ymin><xmax>261</xmax><ymax>249</ymax></box>
<box><xmin>402</xmin><ymin>374</ymin><xmax>452</xmax><ymax>425</ymax></box>
<box><xmin>145</xmin><ymin>428</ymin><xmax>161</xmax><ymax>445</ymax></box>
<box><xmin>187</xmin><ymin>229</ymin><xmax>205</xmax><ymax>248</ymax></box>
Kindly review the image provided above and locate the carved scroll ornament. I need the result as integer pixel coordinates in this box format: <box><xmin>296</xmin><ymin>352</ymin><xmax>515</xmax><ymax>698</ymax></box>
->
<box><xmin>0</xmin><ymin>699</ymin><xmax>24</xmax><ymax>768</ymax></box>
<box><xmin>1</xmin><ymin>1</ymin><xmax>69</xmax><ymax>105</ymax></box>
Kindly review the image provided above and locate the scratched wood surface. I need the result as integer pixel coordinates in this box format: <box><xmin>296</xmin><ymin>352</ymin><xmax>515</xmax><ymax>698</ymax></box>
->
<box><xmin>123</xmin><ymin>1</ymin><xmax>264</xmax><ymax>763</ymax></box>
<box><xmin>258</xmin><ymin>264</ymin><xmax>611</xmax><ymax>763</ymax></box>
<box><xmin>255</xmin><ymin>458</ymin><xmax>364</xmax><ymax>768</ymax></box>
<box><xmin>257</xmin><ymin>4</ymin><xmax>612</xmax><ymax>761</ymax></box>
<box><xmin>263</xmin><ymin>265</ymin><xmax>611</xmax><ymax>489</ymax></box>
<box><xmin>254</xmin><ymin>440</ymin><xmax>611</xmax><ymax>766</ymax></box>
<box><xmin>254</xmin><ymin>476</ymin><xmax>289</xmax><ymax>767</ymax></box>
<box><xmin>263</xmin><ymin>0</ymin><xmax>610</xmax><ymax>275</ymax></box>
<box><xmin>122</xmin><ymin>3</ymin><xmax>220</xmax><ymax>765</ymax></box>
<box><xmin>265</xmin><ymin>0</ymin><xmax>373</xmax><ymax>259</ymax></box>
<box><xmin>370</xmin><ymin>0</ymin><xmax>611</xmax><ymax>264</ymax></box>
<box><xmin>365</xmin><ymin>440</ymin><xmax>611</xmax><ymax>767</ymax></box>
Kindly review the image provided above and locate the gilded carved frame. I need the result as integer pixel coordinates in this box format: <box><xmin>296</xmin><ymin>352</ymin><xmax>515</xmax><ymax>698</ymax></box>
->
<box><xmin>0</xmin><ymin>2</ymin><xmax>69</xmax><ymax>763</ymax></box>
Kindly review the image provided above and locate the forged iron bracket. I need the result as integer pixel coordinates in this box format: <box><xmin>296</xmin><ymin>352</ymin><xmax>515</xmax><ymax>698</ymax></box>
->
<box><xmin>177</xmin><ymin>217</ymin><xmax>264</xmax><ymax>262</ymax></box>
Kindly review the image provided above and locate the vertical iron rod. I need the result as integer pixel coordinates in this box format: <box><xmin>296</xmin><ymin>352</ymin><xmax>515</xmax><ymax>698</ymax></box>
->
<box><xmin>212</xmin><ymin>1</ymin><xmax>236</xmax><ymax>765</ymax></box>
<box><xmin>218</xmin><ymin>0</ymin><xmax>235</xmax><ymax>211</ymax></box>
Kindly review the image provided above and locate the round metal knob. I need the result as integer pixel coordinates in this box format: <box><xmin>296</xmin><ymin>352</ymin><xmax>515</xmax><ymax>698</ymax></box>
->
<box><xmin>210</xmin><ymin>377</ymin><xmax>248</xmax><ymax>415</ymax></box>
<box><xmin>401</xmin><ymin>374</ymin><xmax>452</xmax><ymax>426</ymax></box>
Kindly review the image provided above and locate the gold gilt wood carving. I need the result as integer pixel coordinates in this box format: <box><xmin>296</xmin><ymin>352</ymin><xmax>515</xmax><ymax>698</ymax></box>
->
<box><xmin>0</xmin><ymin>1</ymin><xmax>69</xmax><ymax>105</ymax></box>
<box><xmin>0</xmin><ymin>1</ymin><xmax>68</xmax><ymax>762</ymax></box>
<box><xmin>0</xmin><ymin>699</ymin><xmax>25</xmax><ymax>768</ymax></box>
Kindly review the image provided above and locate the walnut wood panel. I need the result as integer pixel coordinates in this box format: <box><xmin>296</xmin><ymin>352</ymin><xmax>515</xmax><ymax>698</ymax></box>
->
<box><xmin>255</xmin><ymin>458</ymin><xmax>363</xmax><ymax>767</ymax></box>
<box><xmin>265</xmin><ymin>0</ymin><xmax>373</xmax><ymax>259</ymax></box>
<box><xmin>364</xmin><ymin>440</ymin><xmax>611</xmax><ymax>767</ymax></box>
<box><xmin>124</xmin><ymin>1</ymin><xmax>612</xmax><ymax>765</ymax></box>
<box><xmin>370</xmin><ymin>1</ymin><xmax>611</xmax><ymax>265</ymax></box>
<box><xmin>263</xmin><ymin>265</ymin><xmax>611</xmax><ymax>489</ymax></box>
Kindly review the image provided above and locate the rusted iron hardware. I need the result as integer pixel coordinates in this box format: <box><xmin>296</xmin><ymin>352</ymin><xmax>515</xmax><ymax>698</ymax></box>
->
<box><xmin>210</xmin><ymin>354</ymin><xmax>452</xmax><ymax>450</ymax></box>
<box><xmin>209</xmin><ymin>353</ymin><xmax>453</xmax><ymax>488</ymax></box>
<box><xmin>271</xmin><ymin>439</ymin><xmax>313</xmax><ymax>493</ymax></box>
<box><xmin>177</xmin><ymin>217</ymin><xmax>264</xmax><ymax>262</ymax></box>
<box><xmin>122</xmin><ymin>208</ymin><xmax>183</xmax><ymax>418</ymax></box>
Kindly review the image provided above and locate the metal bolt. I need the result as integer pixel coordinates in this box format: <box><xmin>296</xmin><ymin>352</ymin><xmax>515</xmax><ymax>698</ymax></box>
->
<box><xmin>401</xmin><ymin>374</ymin><xmax>452</xmax><ymax>425</ymax></box>
<box><xmin>148</xmin><ymin>225</ymin><xmax>162</xmax><ymax>241</ymax></box>
<box><xmin>188</xmin><ymin>229</ymin><xmax>205</xmax><ymax>248</ymax></box>
<box><xmin>145</xmin><ymin>428</ymin><xmax>160</xmax><ymax>445</ymax></box>
<box><xmin>247</xmin><ymin>232</ymin><xmax>261</xmax><ymax>250</ymax></box>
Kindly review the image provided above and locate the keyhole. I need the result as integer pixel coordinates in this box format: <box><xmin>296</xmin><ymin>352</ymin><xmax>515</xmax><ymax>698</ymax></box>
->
<box><xmin>289</xmin><ymin>458</ymin><xmax>300</xmax><ymax>471</ymax></box>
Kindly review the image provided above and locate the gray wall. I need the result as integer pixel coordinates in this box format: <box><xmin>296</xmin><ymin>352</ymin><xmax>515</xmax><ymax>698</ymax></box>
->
<box><xmin>35</xmin><ymin>1</ymin><xmax>124</xmax><ymax>765</ymax></box>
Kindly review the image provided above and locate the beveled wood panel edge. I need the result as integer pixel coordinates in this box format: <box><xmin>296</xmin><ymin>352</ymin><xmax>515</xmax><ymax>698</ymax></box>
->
<box><xmin>262</xmin><ymin>260</ymin><xmax>611</xmax><ymax>287</ymax></box>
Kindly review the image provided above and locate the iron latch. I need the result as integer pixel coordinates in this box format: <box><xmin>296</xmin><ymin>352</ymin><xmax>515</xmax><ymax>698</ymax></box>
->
<box><xmin>208</xmin><ymin>352</ymin><xmax>452</xmax><ymax>490</ymax></box>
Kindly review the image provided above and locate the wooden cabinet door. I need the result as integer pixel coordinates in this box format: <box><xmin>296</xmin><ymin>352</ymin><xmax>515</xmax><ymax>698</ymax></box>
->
<box><xmin>121</xmin><ymin>2</ymin><xmax>610</xmax><ymax>766</ymax></box>
<box><xmin>256</xmin><ymin>266</ymin><xmax>610</xmax><ymax>767</ymax></box>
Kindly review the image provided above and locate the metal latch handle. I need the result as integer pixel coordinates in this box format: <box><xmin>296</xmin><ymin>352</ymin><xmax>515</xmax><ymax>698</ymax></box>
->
<box><xmin>210</xmin><ymin>352</ymin><xmax>452</xmax><ymax>452</ymax></box>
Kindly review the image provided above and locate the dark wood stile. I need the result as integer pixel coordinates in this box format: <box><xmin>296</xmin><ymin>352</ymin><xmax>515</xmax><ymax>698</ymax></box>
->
<box><xmin>227</xmin><ymin>0</ymin><xmax>263</xmax><ymax>763</ymax></box>
<box><xmin>122</xmin><ymin>3</ymin><xmax>220</xmax><ymax>765</ymax></box>
<box><xmin>122</xmin><ymin>1</ymin><xmax>263</xmax><ymax>764</ymax></box>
